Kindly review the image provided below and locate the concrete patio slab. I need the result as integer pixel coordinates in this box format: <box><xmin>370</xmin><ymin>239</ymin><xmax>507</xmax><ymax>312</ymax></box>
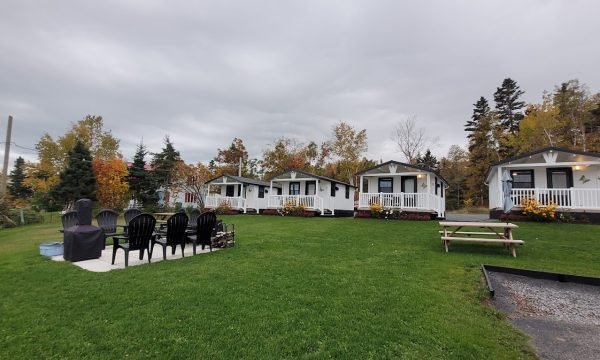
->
<box><xmin>51</xmin><ymin>244</ymin><xmax>220</xmax><ymax>272</ymax></box>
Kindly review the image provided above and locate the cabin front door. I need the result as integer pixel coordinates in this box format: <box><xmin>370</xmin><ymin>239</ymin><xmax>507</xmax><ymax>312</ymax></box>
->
<box><xmin>401</xmin><ymin>176</ymin><xmax>417</xmax><ymax>207</ymax></box>
<box><xmin>546</xmin><ymin>168</ymin><xmax>573</xmax><ymax>206</ymax></box>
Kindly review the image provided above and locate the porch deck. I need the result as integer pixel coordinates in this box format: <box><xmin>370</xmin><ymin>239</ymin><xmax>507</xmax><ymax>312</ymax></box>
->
<box><xmin>358</xmin><ymin>192</ymin><xmax>445</xmax><ymax>217</ymax></box>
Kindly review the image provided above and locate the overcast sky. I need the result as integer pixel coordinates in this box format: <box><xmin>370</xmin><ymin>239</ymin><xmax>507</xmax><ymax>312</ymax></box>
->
<box><xmin>1</xmin><ymin>0</ymin><xmax>599</xmax><ymax>167</ymax></box>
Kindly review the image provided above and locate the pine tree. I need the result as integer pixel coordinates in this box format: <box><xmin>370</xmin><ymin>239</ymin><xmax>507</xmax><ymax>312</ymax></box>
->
<box><xmin>152</xmin><ymin>136</ymin><xmax>181</xmax><ymax>187</ymax></box>
<box><xmin>49</xmin><ymin>140</ymin><xmax>96</xmax><ymax>208</ymax></box>
<box><xmin>465</xmin><ymin>97</ymin><xmax>490</xmax><ymax>147</ymax></box>
<box><xmin>494</xmin><ymin>78</ymin><xmax>525</xmax><ymax>135</ymax></box>
<box><xmin>128</xmin><ymin>143</ymin><xmax>158</xmax><ymax>208</ymax></box>
<box><xmin>466</xmin><ymin>113</ymin><xmax>495</xmax><ymax>207</ymax></box>
<box><xmin>416</xmin><ymin>149</ymin><xmax>439</xmax><ymax>170</ymax></box>
<box><xmin>8</xmin><ymin>157</ymin><xmax>33</xmax><ymax>200</ymax></box>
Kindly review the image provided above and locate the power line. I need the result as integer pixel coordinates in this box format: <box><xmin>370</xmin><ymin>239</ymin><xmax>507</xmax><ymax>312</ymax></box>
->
<box><xmin>0</xmin><ymin>141</ymin><xmax>37</xmax><ymax>152</ymax></box>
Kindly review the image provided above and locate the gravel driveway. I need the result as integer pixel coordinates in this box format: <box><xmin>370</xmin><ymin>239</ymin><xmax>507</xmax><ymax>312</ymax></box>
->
<box><xmin>488</xmin><ymin>271</ymin><xmax>600</xmax><ymax>360</ymax></box>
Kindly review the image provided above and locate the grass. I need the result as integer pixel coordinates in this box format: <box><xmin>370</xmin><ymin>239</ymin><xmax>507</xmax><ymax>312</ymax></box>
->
<box><xmin>0</xmin><ymin>216</ymin><xmax>598</xmax><ymax>359</ymax></box>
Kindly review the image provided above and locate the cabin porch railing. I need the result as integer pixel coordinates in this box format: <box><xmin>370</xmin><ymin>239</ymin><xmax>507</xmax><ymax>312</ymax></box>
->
<box><xmin>204</xmin><ymin>196</ymin><xmax>247</xmax><ymax>213</ymax></box>
<box><xmin>358</xmin><ymin>192</ymin><xmax>444</xmax><ymax>217</ymax></box>
<box><xmin>267</xmin><ymin>195</ymin><xmax>324</xmax><ymax>215</ymax></box>
<box><xmin>510</xmin><ymin>188</ymin><xmax>600</xmax><ymax>209</ymax></box>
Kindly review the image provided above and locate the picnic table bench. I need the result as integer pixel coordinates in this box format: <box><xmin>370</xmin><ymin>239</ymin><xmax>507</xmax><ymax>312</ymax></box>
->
<box><xmin>438</xmin><ymin>221</ymin><xmax>524</xmax><ymax>257</ymax></box>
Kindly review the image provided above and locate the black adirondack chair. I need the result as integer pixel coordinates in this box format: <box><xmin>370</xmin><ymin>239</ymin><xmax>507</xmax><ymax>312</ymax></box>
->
<box><xmin>187</xmin><ymin>209</ymin><xmax>201</xmax><ymax>231</ymax></box>
<box><xmin>187</xmin><ymin>212</ymin><xmax>216</xmax><ymax>255</ymax></box>
<box><xmin>151</xmin><ymin>213</ymin><xmax>188</xmax><ymax>260</ymax></box>
<box><xmin>60</xmin><ymin>210</ymin><xmax>79</xmax><ymax>232</ymax></box>
<box><xmin>111</xmin><ymin>213</ymin><xmax>156</xmax><ymax>267</ymax></box>
<box><xmin>121</xmin><ymin>208</ymin><xmax>142</xmax><ymax>233</ymax></box>
<box><xmin>95</xmin><ymin>209</ymin><xmax>124</xmax><ymax>249</ymax></box>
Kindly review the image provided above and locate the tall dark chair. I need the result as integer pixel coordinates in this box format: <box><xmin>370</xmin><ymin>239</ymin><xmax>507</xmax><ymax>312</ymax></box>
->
<box><xmin>151</xmin><ymin>213</ymin><xmax>188</xmax><ymax>260</ymax></box>
<box><xmin>111</xmin><ymin>214</ymin><xmax>156</xmax><ymax>268</ymax></box>
<box><xmin>187</xmin><ymin>212</ymin><xmax>217</xmax><ymax>255</ymax></box>
<box><xmin>60</xmin><ymin>210</ymin><xmax>79</xmax><ymax>232</ymax></box>
<box><xmin>95</xmin><ymin>209</ymin><xmax>122</xmax><ymax>249</ymax></box>
<box><xmin>187</xmin><ymin>209</ymin><xmax>201</xmax><ymax>231</ymax></box>
<box><xmin>124</xmin><ymin>208</ymin><xmax>142</xmax><ymax>223</ymax></box>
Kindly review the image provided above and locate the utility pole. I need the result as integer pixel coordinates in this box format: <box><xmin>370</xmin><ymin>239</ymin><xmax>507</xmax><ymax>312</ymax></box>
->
<box><xmin>1</xmin><ymin>115</ymin><xmax>13</xmax><ymax>195</ymax></box>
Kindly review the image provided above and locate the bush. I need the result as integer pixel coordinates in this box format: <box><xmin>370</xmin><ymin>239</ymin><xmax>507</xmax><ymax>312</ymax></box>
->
<box><xmin>369</xmin><ymin>202</ymin><xmax>383</xmax><ymax>218</ymax></box>
<box><xmin>215</xmin><ymin>201</ymin><xmax>233</xmax><ymax>215</ymax></box>
<box><xmin>7</xmin><ymin>208</ymin><xmax>44</xmax><ymax>226</ymax></box>
<box><xmin>281</xmin><ymin>200</ymin><xmax>307</xmax><ymax>216</ymax></box>
<box><xmin>522</xmin><ymin>197</ymin><xmax>557</xmax><ymax>222</ymax></box>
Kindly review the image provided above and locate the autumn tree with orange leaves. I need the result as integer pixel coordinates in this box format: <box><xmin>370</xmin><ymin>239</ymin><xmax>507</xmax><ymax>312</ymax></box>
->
<box><xmin>92</xmin><ymin>158</ymin><xmax>129</xmax><ymax>209</ymax></box>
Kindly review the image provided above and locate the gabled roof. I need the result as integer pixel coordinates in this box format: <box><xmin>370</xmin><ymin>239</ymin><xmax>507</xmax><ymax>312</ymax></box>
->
<box><xmin>485</xmin><ymin>147</ymin><xmax>600</xmax><ymax>181</ymax></box>
<box><xmin>489</xmin><ymin>146</ymin><xmax>600</xmax><ymax>168</ymax></box>
<box><xmin>269</xmin><ymin>169</ymin><xmax>355</xmax><ymax>187</ymax></box>
<box><xmin>206</xmin><ymin>174</ymin><xmax>276</xmax><ymax>187</ymax></box>
<box><xmin>356</xmin><ymin>160</ymin><xmax>448</xmax><ymax>184</ymax></box>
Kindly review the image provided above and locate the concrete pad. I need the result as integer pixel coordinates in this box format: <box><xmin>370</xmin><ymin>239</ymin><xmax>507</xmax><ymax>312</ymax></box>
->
<box><xmin>51</xmin><ymin>244</ymin><xmax>220</xmax><ymax>272</ymax></box>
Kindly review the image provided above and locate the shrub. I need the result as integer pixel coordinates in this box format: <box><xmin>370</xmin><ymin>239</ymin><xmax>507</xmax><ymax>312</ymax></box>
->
<box><xmin>522</xmin><ymin>197</ymin><xmax>557</xmax><ymax>222</ymax></box>
<box><xmin>215</xmin><ymin>201</ymin><xmax>232</xmax><ymax>215</ymax></box>
<box><xmin>8</xmin><ymin>208</ymin><xmax>44</xmax><ymax>226</ymax></box>
<box><xmin>369</xmin><ymin>202</ymin><xmax>383</xmax><ymax>218</ymax></box>
<box><xmin>281</xmin><ymin>200</ymin><xmax>307</xmax><ymax>216</ymax></box>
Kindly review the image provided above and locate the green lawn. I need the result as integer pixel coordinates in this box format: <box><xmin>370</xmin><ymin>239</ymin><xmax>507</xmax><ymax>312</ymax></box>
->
<box><xmin>0</xmin><ymin>216</ymin><xmax>598</xmax><ymax>359</ymax></box>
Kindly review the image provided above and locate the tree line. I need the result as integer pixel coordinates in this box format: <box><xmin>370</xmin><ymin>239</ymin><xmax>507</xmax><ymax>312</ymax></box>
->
<box><xmin>6</xmin><ymin>117</ymin><xmax>386</xmax><ymax>211</ymax></box>
<box><xmin>439</xmin><ymin>78</ymin><xmax>600</xmax><ymax>209</ymax></box>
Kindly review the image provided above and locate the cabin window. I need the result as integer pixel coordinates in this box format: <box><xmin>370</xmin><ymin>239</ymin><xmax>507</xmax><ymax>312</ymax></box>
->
<box><xmin>330</xmin><ymin>182</ymin><xmax>337</xmax><ymax>197</ymax></box>
<box><xmin>362</xmin><ymin>181</ymin><xmax>368</xmax><ymax>193</ymax></box>
<box><xmin>378</xmin><ymin>178</ymin><xmax>393</xmax><ymax>193</ymax></box>
<box><xmin>435</xmin><ymin>177</ymin><xmax>438</xmax><ymax>195</ymax></box>
<box><xmin>258</xmin><ymin>186</ymin><xmax>265</xmax><ymax>198</ymax></box>
<box><xmin>289</xmin><ymin>182</ymin><xmax>300</xmax><ymax>195</ymax></box>
<box><xmin>511</xmin><ymin>170</ymin><xmax>534</xmax><ymax>189</ymax></box>
<box><xmin>345</xmin><ymin>185</ymin><xmax>350</xmax><ymax>199</ymax></box>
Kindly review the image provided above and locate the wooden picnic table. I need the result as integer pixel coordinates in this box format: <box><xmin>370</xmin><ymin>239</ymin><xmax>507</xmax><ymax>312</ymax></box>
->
<box><xmin>438</xmin><ymin>221</ymin><xmax>524</xmax><ymax>257</ymax></box>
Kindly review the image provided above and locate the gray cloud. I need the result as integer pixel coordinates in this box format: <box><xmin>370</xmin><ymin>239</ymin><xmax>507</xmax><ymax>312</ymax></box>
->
<box><xmin>1</xmin><ymin>0</ymin><xmax>599</xmax><ymax>167</ymax></box>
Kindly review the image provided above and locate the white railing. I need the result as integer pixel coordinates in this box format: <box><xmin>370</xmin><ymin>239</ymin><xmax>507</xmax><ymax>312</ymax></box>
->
<box><xmin>511</xmin><ymin>188</ymin><xmax>600</xmax><ymax>209</ymax></box>
<box><xmin>358</xmin><ymin>192</ymin><xmax>444</xmax><ymax>216</ymax></box>
<box><xmin>205</xmin><ymin>196</ymin><xmax>247</xmax><ymax>212</ymax></box>
<box><xmin>267</xmin><ymin>195</ymin><xmax>324</xmax><ymax>214</ymax></box>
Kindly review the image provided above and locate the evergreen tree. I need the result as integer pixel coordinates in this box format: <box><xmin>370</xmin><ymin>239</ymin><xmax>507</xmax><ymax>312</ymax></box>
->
<box><xmin>465</xmin><ymin>97</ymin><xmax>490</xmax><ymax>146</ymax></box>
<box><xmin>466</xmin><ymin>113</ymin><xmax>495</xmax><ymax>207</ymax></box>
<box><xmin>128</xmin><ymin>143</ymin><xmax>158</xmax><ymax>208</ymax></box>
<box><xmin>151</xmin><ymin>136</ymin><xmax>181</xmax><ymax>187</ymax></box>
<box><xmin>49</xmin><ymin>140</ymin><xmax>96</xmax><ymax>208</ymax></box>
<box><xmin>7</xmin><ymin>157</ymin><xmax>33</xmax><ymax>200</ymax></box>
<box><xmin>416</xmin><ymin>149</ymin><xmax>439</xmax><ymax>170</ymax></box>
<box><xmin>494</xmin><ymin>78</ymin><xmax>525</xmax><ymax>135</ymax></box>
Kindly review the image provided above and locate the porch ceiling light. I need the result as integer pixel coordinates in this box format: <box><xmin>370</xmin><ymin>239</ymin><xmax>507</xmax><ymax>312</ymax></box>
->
<box><xmin>573</xmin><ymin>165</ymin><xmax>583</xmax><ymax>171</ymax></box>
<box><xmin>417</xmin><ymin>173</ymin><xmax>423</xmax><ymax>178</ymax></box>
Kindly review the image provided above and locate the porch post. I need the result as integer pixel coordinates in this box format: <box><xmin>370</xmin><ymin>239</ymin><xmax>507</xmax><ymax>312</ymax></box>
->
<box><xmin>240</xmin><ymin>184</ymin><xmax>245</xmax><ymax>212</ymax></box>
<box><xmin>269</xmin><ymin>181</ymin><xmax>273</xmax><ymax>207</ymax></box>
<box><xmin>426</xmin><ymin>173</ymin><xmax>430</xmax><ymax>211</ymax></box>
<box><xmin>497</xmin><ymin>167</ymin><xmax>503</xmax><ymax>208</ymax></box>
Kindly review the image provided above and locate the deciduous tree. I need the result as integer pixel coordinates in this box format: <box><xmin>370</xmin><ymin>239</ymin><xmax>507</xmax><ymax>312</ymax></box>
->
<box><xmin>170</xmin><ymin>161</ymin><xmax>212</xmax><ymax>209</ymax></box>
<box><xmin>394</xmin><ymin>116</ymin><xmax>436</xmax><ymax>164</ymax></box>
<box><xmin>93</xmin><ymin>158</ymin><xmax>129</xmax><ymax>210</ymax></box>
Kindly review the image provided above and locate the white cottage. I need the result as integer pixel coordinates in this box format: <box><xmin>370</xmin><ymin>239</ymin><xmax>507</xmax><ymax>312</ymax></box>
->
<box><xmin>356</xmin><ymin>161</ymin><xmax>447</xmax><ymax>218</ymax></box>
<box><xmin>487</xmin><ymin>147</ymin><xmax>600</xmax><ymax>218</ymax></box>
<box><xmin>204</xmin><ymin>175</ymin><xmax>280</xmax><ymax>213</ymax></box>
<box><xmin>267</xmin><ymin>170</ymin><xmax>355</xmax><ymax>216</ymax></box>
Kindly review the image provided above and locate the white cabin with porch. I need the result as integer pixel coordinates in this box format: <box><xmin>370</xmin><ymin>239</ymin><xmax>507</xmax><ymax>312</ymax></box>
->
<box><xmin>204</xmin><ymin>175</ymin><xmax>280</xmax><ymax>213</ymax></box>
<box><xmin>487</xmin><ymin>147</ymin><xmax>600</xmax><ymax>216</ymax></box>
<box><xmin>356</xmin><ymin>161</ymin><xmax>447</xmax><ymax>218</ymax></box>
<box><xmin>268</xmin><ymin>170</ymin><xmax>355</xmax><ymax>216</ymax></box>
